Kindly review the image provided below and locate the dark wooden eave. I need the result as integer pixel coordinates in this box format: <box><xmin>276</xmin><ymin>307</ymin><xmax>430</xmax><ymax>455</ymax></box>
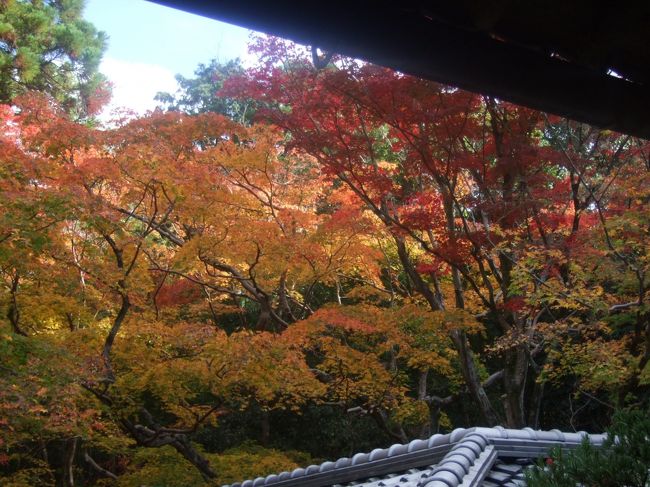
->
<box><xmin>150</xmin><ymin>0</ymin><xmax>650</xmax><ymax>139</ymax></box>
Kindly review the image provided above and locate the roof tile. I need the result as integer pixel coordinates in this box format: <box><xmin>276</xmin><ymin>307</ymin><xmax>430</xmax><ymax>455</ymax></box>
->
<box><xmin>226</xmin><ymin>427</ymin><xmax>606</xmax><ymax>487</ymax></box>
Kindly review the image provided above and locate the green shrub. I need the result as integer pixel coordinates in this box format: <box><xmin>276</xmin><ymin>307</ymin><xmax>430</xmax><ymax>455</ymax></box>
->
<box><xmin>526</xmin><ymin>409</ymin><xmax>650</xmax><ymax>487</ymax></box>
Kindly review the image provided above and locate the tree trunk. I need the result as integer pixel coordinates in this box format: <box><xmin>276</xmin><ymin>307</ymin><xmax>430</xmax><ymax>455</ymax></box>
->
<box><xmin>394</xmin><ymin>235</ymin><xmax>443</xmax><ymax>310</ymax></box>
<box><xmin>84</xmin><ymin>450</ymin><xmax>118</xmax><ymax>480</ymax></box>
<box><xmin>394</xmin><ymin>234</ymin><xmax>498</xmax><ymax>426</ymax></box>
<box><xmin>64</xmin><ymin>437</ymin><xmax>78</xmax><ymax>487</ymax></box>
<box><xmin>371</xmin><ymin>409</ymin><xmax>409</xmax><ymax>444</ymax></box>
<box><xmin>102</xmin><ymin>293</ymin><xmax>130</xmax><ymax>381</ymax></box>
<box><xmin>527</xmin><ymin>377</ymin><xmax>545</xmax><ymax>429</ymax></box>
<box><xmin>171</xmin><ymin>436</ymin><xmax>217</xmax><ymax>481</ymax></box>
<box><xmin>7</xmin><ymin>273</ymin><xmax>26</xmax><ymax>336</ymax></box>
<box><xmin>123</xmin><ymin>417</ymin><xmax>218</xmax><ymax>481</ymax></box>
<box><xmin>260</xmin><ymin>410</ymin><xmax>270</xmax><ymax>446</ymax></box>
<box><xmin>451</xmin><ymin>330</ymin><xmax>499</xmax><ymax>426</ymax></box>
<box><xmin>39</xmin><ymin>439</ymin><xmax>48</xmax><ymax>463</ymax></box>
<box><xmin>502</xmin><ymin>344</ymin><xmax>528</xmax><ymax>428</ymax></box>
<box><xmin>417</xmin><ymin>370</ymin><xmax>428</xmax><ymax>400</ymax></box>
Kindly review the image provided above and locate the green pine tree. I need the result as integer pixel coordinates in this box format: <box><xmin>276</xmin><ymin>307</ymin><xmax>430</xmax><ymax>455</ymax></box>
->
<box><xmin>0</xmin><ymin>0</ymin><xmax>109</xmax><ymax>119</ymax></box>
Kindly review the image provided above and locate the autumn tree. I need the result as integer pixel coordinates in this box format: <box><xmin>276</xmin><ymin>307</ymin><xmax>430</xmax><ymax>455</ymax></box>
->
<box><xmin>223</xmin><ymin>36</ymin><xmax>650</xmax><ymax>429</ymax></box>
<box><xmin>0</xmin><ymin>91</ymin><xmax>383</xmax><ymax>483</ymax></box>
<box><xmin>538</xmin><ymin>119</ymin><xmax>650</xmax><ymax>410</ymax></box>
<box><xmin>2</xmin><ymin>35</ymin><xmax>649</xmax><ymax>486</ymax></box>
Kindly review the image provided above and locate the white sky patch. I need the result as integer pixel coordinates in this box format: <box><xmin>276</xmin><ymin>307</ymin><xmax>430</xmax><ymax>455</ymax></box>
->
<box><xmin>99</xmin><ymin>57</ymin><xmax>179</xmax><ymax>119</ymax></box>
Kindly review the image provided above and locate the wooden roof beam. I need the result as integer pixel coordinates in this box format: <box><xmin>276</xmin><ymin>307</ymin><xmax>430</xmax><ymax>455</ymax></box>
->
<box><xmin>151</xmin><ymin>0</ymin><xmax>650</xmax><ymax>139</ymax></box>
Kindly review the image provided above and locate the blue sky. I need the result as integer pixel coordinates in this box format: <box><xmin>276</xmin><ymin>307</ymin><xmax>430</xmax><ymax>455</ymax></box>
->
<box><xmin>84</xmin><ymin>0</ymin><xmax>254</xmax><ymax>115</ymax></box>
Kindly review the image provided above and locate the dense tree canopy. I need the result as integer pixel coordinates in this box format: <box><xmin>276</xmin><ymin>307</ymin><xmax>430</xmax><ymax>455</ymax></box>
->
<box><xmin>223</xmin><ymin>37</ymin><xmax>650</xmax><ymax>428</ymax></box>
<box><xmin>0</xmin><ymin>35</ymin><xmax>648</xmax><ymax>486</ymax></box>
<box><xmin>155</xmin><ymin>59</ymin><xmax>256</xmax><ymax>124</ymax></box>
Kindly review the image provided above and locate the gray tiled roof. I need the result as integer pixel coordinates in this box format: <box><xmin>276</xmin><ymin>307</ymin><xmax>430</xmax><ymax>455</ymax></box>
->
<box><xmin>225</xmin><ymin>427</ymin><xmax>607</xmax><ymax>487</ymax></box>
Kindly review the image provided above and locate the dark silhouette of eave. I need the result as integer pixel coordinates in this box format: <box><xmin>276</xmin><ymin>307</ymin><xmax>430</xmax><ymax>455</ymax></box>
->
<box><xmin>149</xmin><ymin>0</ymin><xmax>650</xmax><ymax>139</ymax></box>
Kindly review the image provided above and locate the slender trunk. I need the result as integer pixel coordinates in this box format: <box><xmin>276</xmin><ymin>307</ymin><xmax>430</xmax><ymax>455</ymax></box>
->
<box><xmin>451</xmin><ymin>268</ymin><xmax>465</xmax><ymax>309</ymax></box>
<box><xmin>635</xmin><ymin>284</ymin><xmax>649</xmax><ymax>372</ymax></box>
<box><xmin>102</xmin><ymin>293</ymin><xmax>130</xmax><ymax>381</ymax></box>
<box><xmin>201</xmin><ymin>285</ymin><xmax>220</xmax><ymax>327</ymax></box>
<box><xmin>502</xmin><ymin>343</ymin><xmax>528</xmax><ymax>428</ymax></box>
<box><xmin>570</xmin><ymin>172</ymin><xmax>582</xmax><ymax>234</ymax></box>
<box><xmin>417</xmin><ymin>370</ymin><xmax>428</xmax><ymax>400</ymax></box>
<box><xmin>487</xmin><ymin>104</ymin><xmax>531</xmax><ymax>427</ymax></box>
<box><xmin>7</xmin><ymin>273</ymin><xmax>26</xmax><ymax>336</ymax></box>
<box><xmin>394</xmin><ymin>235</ymin><xmax>442</xmax><ymax>310</ymax></box>
<box><xmin>527</xmin><ymin>378</ymin><xmax>545</xmax><ymax>429</ymax></box>
<box><xmin>278</xmin><ymin>271</ymin><xmax>297</xmax><ymax>322</ymax></box>
<box><xmin>260</xmin><ymin>410</ymin><xmax>270</xmax><ymax>446</ymax></box>
<box><xmin>451</xmin><ymin>330</ymin><xmax>499</xmax><ymax>426</ymax></box>
<box><xmin>642</xmin><ymin>312</ymin><xmax>650</xmax><ymax>372</ymax></box>
<box><xmin>498</xmin><ymin>259</ymin><xmax>530</xmax><ymax>427</ymax></box>
<box><xmin>66</xmin><ymin>313</ymin><xmax>77</xmax><ymax>332</ymax></box>
<box><xmin>443</xmin><ymin>189</ymin><xmax>499</xmax><ymax>425</ymax></box>
<box><xmin>171</xmin><ymin>436</ymin><xmax>216</xmax><ymax>480</ymax></box>
<box><xmin>84</xmin><ymin>450</ymin><xmax>117</xmax><ymax>480</ymax></box>
<box><xmin>39</xmin><ymin>439</ymin><xmax>48</xmax><ymax>464</ymax></box>
<box><xmin>119</xmin><ymin>415</ymin><xmax>218</xmax><ymax>481</ymax></box>
<box><xmin>441</xmin><ymin>190</ymin><xmax>465</xmax><ymax>310</ymax></box>
<box><xmin>394</xmin><ymin>234</ymin><xmax>497</xmax><ymax>425</ymax></box>
<box><xmin>64</xmin><ymin>437</ymin><xmax>78</xmax><ymax>487</ymax></box>
<box><xmin>498</xmin><ymin>252</ymin><xmax>514</xmax><ymax>305</ymax></box>
<box><xmin>371</xmin><ymin>409</ymin><xmax>408</xmax><ymax>444</ymax></box>
<box><xmin>418</xmin><ymin>370</ymin><xmax>433</xmax><ymax>436</ymax></box>
<box><xmin>427</xmin><ymin>405</ymin><xmax>440</xmax><ymax>436</ymax></box>
<box><xmin>389</xmin><ymin>345</ymin><xmax>398</xmax><ymax>372</ymax></box>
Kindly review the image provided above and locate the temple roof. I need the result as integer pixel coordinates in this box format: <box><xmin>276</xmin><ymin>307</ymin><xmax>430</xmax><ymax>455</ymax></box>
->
<box><xmin>225</xmin><ymin>426</ymin><xmax>606</xmax><ymax>487</ymax></box>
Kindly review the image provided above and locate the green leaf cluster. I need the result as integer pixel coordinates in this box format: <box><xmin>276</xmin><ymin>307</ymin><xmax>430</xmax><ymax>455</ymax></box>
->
<box><xmin>526</xmin><ymin>408</ymin><xmax>650</xmax><ymax>487</ymax></box>
<box><xmin>0</xmin><ymin>0</ymin><xmax>108</xmax><ymax>118</ymax></box>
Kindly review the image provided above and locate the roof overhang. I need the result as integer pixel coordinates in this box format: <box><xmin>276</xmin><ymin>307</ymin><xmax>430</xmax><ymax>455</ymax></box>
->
<box><xmin>149</xmin><ymin>1</ymin><xmax>650</xmax><ymax>139</ymax></box>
